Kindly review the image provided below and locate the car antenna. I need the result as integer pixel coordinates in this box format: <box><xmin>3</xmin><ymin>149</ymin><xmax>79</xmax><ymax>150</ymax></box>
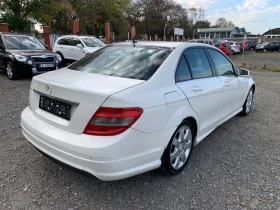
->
<box><xmin>132</xmin><ymin>37</ymin><xmax>137</xmax><ymax>47</ymax></box>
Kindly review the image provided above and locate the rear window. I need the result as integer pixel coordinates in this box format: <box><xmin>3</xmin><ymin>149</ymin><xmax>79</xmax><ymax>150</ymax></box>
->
<box><xmin>68</xmin><ymin>45</ymin><xmax>172</xmax><ymax>80</ymax></box>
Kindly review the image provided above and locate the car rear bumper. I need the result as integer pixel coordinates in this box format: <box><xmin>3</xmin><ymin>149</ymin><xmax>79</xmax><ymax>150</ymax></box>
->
<box><xmin>21</xmin><ymin>107</ymin><xmax>166</xmax><ymax>181</ymax></box>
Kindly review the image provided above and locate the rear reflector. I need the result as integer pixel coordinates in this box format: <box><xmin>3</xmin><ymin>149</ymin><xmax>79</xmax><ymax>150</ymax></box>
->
<box><xmin>83</xmin><ymin>107</ymin><xmax>143</xmax><ymax>136</ymax></box>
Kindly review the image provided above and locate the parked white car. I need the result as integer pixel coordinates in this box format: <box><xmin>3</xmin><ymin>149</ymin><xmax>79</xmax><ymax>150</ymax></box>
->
<box><xmin>228</xmin><ymin>42</ymin><xmax>241</xmax><ymax>55</ymax></box>
<box><xmin>99</xmin><ymin>36</ymin><xmax>106</xmax><ymax>43</ymax></box>
<box><xmin>21</xmin><ymin>42</ymin><xmax>255</xmax><ymax>181</ymax></box>
<box><xmin>53</xmin><ymin>35</ymin><xmax>106</xmax><ymax>64</ymax></box>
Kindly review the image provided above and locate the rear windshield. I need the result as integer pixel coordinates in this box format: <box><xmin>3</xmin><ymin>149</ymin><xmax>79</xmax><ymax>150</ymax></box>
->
<box><xmin>68</xmin><ymin>45</ymin><xmax>172</xmax><ymax>80</ymax></box>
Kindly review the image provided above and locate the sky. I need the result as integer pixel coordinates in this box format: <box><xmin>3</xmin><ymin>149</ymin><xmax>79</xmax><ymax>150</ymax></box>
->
<box><xmin>176</xmin><ymin>0</ymin><xmax>280</xmax><ymax>34</ymax></box>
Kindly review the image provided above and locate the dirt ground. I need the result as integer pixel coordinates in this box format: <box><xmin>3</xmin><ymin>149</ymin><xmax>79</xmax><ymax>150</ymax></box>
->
<box><xmin>229</xmin><ymin>51</ymin><xmax>280</xmax><ymax>70</ymax></box>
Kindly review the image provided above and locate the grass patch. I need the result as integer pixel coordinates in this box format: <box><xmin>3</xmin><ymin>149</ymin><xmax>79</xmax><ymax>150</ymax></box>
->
<box><xmin>266</xmin><ymin>67</ymin><xmax>280</xmax><ymax>72</ymax></box>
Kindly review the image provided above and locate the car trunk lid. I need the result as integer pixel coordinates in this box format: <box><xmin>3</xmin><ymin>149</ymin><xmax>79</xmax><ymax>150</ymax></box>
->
<box><xmin>29</xmin><ymin>69</ymin><xmax>144</xmax><ymax>134</ymax></box>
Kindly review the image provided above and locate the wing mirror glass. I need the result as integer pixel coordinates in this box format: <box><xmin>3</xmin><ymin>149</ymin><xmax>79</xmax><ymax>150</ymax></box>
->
<box><xmin>239</xmin><ymin>68</ymin><xmax>250</xmax><ymax>77</ymax></box>
<box><xmin>76</xmin><ymin>44</ymin><xmax>83</xmax><ymax>49</ymax></box>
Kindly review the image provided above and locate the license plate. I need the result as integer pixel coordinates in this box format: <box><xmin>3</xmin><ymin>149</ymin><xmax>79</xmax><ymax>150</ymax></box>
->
<box><xmin>40</xmin><ymin>64</ymin><xmax>54</xmax><ymax>68</ymax></box>
<box><xmin>39</xmin><ymin>95</ymin><xmax>71</xmax><ymax>120</ymax></box>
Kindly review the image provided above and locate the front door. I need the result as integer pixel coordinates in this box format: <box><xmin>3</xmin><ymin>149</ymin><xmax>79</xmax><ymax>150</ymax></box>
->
<box><xmin>206</xmin><ymin>48</ymin><xmax>246</xmax><ymax>119</ymax></box>
<box><xmin>176</xmin><ymin>48</ymin><xmax>224</xmax><ymax>135</ymax></box>
<box><xmin>70</xmin><ymin>38</ymin><xmax>86</xmax><ymax>60</ymax></box>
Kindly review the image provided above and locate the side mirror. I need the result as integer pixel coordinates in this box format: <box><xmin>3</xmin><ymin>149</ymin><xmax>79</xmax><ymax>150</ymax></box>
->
<box><xmin>76</xmin><ymin>44</ymin><xmax>83</xmax><ymax>49</ymax></box>
<box><xmin>239</xmin><ymin>68</ymin><xmax>250</xmax><ymax>77</ymax></box>
<box><xmin>43</xmin><ymin>44</ymin><xmax>49</xmax><ymax>50</ymax></box>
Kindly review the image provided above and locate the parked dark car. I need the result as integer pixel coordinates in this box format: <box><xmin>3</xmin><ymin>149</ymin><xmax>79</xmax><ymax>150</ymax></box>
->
<box><xmin>255</xmin><ymin>41</ymin><xmax>280</xmax><ymax>52</ymax></box>
<box><xmin>246</xmin><ymin>40</ymin><xmax>257</xmax><ymax>51</ymax></box>
<box><xmin>0</xmin><ymin>32</ymin><xmax>62</xmax><ymax>80</ymax></box>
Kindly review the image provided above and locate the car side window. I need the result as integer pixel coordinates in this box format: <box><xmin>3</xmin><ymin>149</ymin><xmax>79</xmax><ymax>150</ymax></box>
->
<box><xmin>175</xmin><ymin>56</ymin><xmax>192</xmax><ymax>82</ymax></box>
<box><xmin>72</xmin><ymin>38</ymin><xmax>83</xmax><ymax>47</ymax></box>
<box><xmin>58</xmin><ymin>38</ymin><xmax>71</xmax><ymax>46</ymax></box>
<box><xmin>184</xmin><ymin>48</ymin><xmax>213</xmax><ymax>79</ymax></box>
<box><xmin>207</xmin><ymin>49</ymin><xmax>235</xmax><ymax>76</ymax></box>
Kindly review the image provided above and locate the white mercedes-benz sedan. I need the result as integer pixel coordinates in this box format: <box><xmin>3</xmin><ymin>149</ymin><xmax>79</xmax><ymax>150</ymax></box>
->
<box><xmin>21</xmin><ymin>41</ymin><xmax>255</xmax><ymax>181</ymax></box>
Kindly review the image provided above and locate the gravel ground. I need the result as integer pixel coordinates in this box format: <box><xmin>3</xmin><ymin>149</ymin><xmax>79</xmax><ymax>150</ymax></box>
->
<box><xmin>229</xmin><ymin>51</ymin><xmax>280</xmax><ymax>69</ymax></box>
<box><xmin>0</xmin><ymin>65</ymin><xmax>280</xmax><ymax>210</ymax></box>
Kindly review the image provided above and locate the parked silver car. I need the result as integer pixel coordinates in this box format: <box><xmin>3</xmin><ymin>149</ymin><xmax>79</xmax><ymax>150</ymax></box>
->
<box><xmin>228</xmin><ymin>42</ymin><xmax>241</xmax><ymax>55</ymax></box>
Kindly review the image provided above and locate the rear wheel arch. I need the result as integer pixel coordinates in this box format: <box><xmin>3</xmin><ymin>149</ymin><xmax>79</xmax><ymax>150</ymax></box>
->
<box><xmin>182</xmin><ymin>117</ymin><xmax>197</xmax><ymax>139</ymax></box>
<box><xmin>251</xmin><ymin>84</ymin><xmax>256</xmax><ymax>93</ymax></box>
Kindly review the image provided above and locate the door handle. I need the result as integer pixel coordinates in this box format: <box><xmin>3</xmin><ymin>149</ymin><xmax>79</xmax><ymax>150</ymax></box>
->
<box><xmin>191</xmin><ymin>86</ymin><xmax>203</xmax><ymax>92</ymax></box>
<box><xmin>70</xmin><ymin>48</ymin><xmax>74</xmax><ymax>50</ymax></box>
<box><xmin>224</xmin><ymin>82</ymin><xmax>231</xmax><ymax>87</ymax></box>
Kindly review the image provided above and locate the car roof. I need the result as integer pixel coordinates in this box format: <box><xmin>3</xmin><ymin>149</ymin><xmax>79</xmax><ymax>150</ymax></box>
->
<box><xmin>60</xmin><ymin>35</ymin><xmax>97</xmax><ymax>38</ymax></box>
<box><xmin>1</xmin><ymin>32</ymin><xmax>32</xmax><ymax>37</ymax></box>
<box><xmin>113</xmin><ymin>41</ymin><xmax>186</xmax><ymax>48</ymax></box>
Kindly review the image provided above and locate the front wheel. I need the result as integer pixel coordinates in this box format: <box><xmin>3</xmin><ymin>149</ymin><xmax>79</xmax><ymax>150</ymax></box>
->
<box><xmin>6</xmin><ymin>62</ymin><xmax>20</xmax><ymax>80</ymax></box>
<box><xmin>160</xmin><ymin>120</ymin><xmax>194</xmax><ymax>175</ymax></box>
<box><xmin>239</xmin><ymin>87</ymin><xmax>254</xmax><ymax>116</ymax></box>
<box><xmin>230</xmin><ymin>50</ymin><xmax>234</xmax><ymax>55</ymax></box>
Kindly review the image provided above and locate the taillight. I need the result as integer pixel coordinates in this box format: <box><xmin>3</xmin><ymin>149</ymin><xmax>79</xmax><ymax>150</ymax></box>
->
<box><xmin>83</xmin><ymin>107</ymin><xmax>143</xmax><ymax>136</ymax></box>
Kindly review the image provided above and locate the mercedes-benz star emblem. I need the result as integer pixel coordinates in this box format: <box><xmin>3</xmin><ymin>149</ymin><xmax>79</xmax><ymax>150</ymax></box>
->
<box><xmin>46</xmin><ymin>85</ymin><xmax>52</xmax><ymax>94</ymax></box>
<box><xmin>42</xmin><ymin>55</ymin><xmax>47</xmax><ymax>58</ymax></box>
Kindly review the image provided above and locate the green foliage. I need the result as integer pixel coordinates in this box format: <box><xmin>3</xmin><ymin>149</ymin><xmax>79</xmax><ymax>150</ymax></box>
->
<box><xmin>194</xmin><ymin>20</ymin><xmax>211</xmax><ymax>29</ymax></box>
<box><xmin>215</xmin><ymin>17</ymin><xmax>235</xmax><ymax>28</ymax></box>
<box><xmin>123</xmin><ymin>0</ymin><xmax>205</xmax><ymax>38</ymax></box>
<box><xmin>2</xmin><ymin>13</ymin><xmax>33</xmax><ymax>33</ymax></box>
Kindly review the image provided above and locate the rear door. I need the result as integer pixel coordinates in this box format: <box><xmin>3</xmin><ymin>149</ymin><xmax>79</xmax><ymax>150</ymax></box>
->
<box><xmin>176</xmin><ymin>48</ymin><xmax>224</xmax><ymax>135</ymax></box>
<box><xmin>206</xmin><ymin>48</ymin><xmax>246</xmax><ymax>118</ymax></box>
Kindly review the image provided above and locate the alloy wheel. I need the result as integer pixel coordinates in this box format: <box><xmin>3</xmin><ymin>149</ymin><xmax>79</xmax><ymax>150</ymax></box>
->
<box><xmin>6</xmin><ymin>64</ymin><xmax>13</xmax><ymax>79</ymax></box>
<box><xmin>170</xmin><ymin>125</ymin><xmax>192</xmax><ymax>170</ymax></box>
<box><xmin>246</xmin><ymin>89</ymin><xmax>253</xmax><ymax>113</ymax></box>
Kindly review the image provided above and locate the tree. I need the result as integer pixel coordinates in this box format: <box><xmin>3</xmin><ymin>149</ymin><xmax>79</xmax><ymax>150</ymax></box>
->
<box><xmin>194</xmin><ymin>20</ymin><xmax>211</xmax><ymax>29</ymax></box>
<box><xmin>215</xmin><ymin>17</ymin><xmax>235</xmax><ymax>28</ymax></box>
<box><xmin>124</xmin><ymin>0</ymin><xmax>193</xmax><ymax>38</ymax></box>
<box><xmin>0</xmin><ymin>0</ymin><xmax>40</xmax><ymax>32</ymax></box>
<box><xmin>81</xmin><ymin>0</ymin><xmax>129</xmax><ymax>36</ymax></box>
<box><xmin>33</xmin><ymin>0</ymin><xmax>73</xmax><ymax>33</ymax></box>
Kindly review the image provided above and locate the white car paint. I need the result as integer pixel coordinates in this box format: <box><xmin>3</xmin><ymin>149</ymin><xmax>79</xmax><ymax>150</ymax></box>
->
<box><xmin>53</xmin><ymin>35</ymin><xmax>106</xmax><ymax>61</ymax></box>
<box><xmin>228</xmin><ymin>42</ymin><xmax>241</xmax><ymax>54</ymax></box>
<box><xmin>21</xmin><ymin>41</ymin><xmax>255</xmax><ymax>181</ymax></box>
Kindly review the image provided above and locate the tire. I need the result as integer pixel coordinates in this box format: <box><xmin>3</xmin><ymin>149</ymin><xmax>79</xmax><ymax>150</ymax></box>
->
<box><xmin>239</xmin><ymin>87</ymin><xmax>254</xmax><ymax>116</ymax></box>
<box><xmin>6</xmin><ymin>61</ymin><xmax>20</xmax><ymax>80</ymax></box>
<box><xmin>250</xmin><ymin>47</ymin><xmax>254</xmax><ymax>52</ymax></box>
<box><xmin>160</xmin><ymin>120</ymin><xmax>194</xmax><ymax>175</ymax></box>
<box><xmin>256</xmin><ymin>50</ymin><xmax>259</xmax><ymax>52</ymax></box>
<box><xmin>230</xmin><ymin>50</ymin><xmax>234</xmax><ymax>55</ymax></box>
<box><xmin>263</xmin><ymin>49</ymin><xmax>266</xmax><ymax>52</ymax></box>
<box><xmin>56</xmin><ymin>52</ymin><xmax>65</xmax><ymax>67</ymax></box>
